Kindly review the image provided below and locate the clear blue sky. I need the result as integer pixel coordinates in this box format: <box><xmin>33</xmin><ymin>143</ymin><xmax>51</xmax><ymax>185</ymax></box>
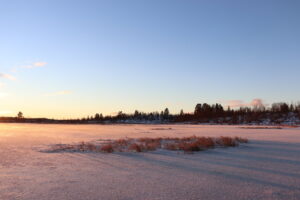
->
<box><xmin>0</xmin><ymin>0</ymin><xmax>299</xmax><ymax>118</ymax></box>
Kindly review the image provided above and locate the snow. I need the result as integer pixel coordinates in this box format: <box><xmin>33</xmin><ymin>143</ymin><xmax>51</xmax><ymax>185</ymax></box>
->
<box><xmin>0</xmin><ymin>123</ymin><xmax>300</xmax><ymax>200</ymax></box>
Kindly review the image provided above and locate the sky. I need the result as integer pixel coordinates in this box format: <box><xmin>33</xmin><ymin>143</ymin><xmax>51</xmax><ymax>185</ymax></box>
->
<box><xmin>0</xmin><ymin>0</ymin><xmax>300</xmax><ymax>118</ymax></box>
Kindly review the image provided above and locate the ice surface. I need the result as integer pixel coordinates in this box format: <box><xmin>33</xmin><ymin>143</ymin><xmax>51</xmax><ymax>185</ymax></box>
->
<box><xmin>0</xmin><ymin>124</ymin><xmax>300</xmax><ymax>200</ymax></box>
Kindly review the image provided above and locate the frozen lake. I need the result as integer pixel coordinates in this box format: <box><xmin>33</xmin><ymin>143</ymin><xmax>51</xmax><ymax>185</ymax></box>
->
<box><xmin>1</xmin><ymin>124</ymin><xmax>300</xmax><ymax>200</ymax></box>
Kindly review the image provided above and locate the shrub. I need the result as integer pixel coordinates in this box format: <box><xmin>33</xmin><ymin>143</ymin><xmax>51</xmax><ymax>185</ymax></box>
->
<box><xmin>47</xmin><ymin>136</ymin><xmax>248</xmax><ymax>154</ymax></box>
<box><xmin>138</xmin><ymin>137</ymin><xmax>162</xmax><ymax>144</ymax></box>
<box><xmin>128</xmin><ymin>143</ymin><xmax>143</xmax><ymax>152</ymax></box>
<box><xmin>178</xmin><ymin>141</ymin><xmax>203</xmax><ymax>153</ymax></box>
<box><xmin>86</xmin><ymin>143</ymin><xmax>97</xmax><ymax>151</ymax></box>
<box><xmin>51</xmin><ymin>144</ymin><xmax>75</xmax><ymax>152</ymax></box>
<box><xmin>181</xmin><ymin>136</ymin><xmax>197</xmax><ymax>142</ymax></box>
<box><xmin>164</xmin><ymin>143</ymin><xmax>178</xmax><ymax>151</ymax></box>
<box><xmin>100</xmin><ymin>144</ymin><xmax>114</xmax><ymax>153</ymax></box>
<box><xmin>196</xmin><ymin>137</ymin><xmax>215</xmax><ymax>148</ymax></box>
<box><xmin>144</xmin><ymin>142</ymin><xmax>160</xmax><ymax>151</ymax></box>
<box><xmin>114</xmin><ymin>139</ymin><xmax>130</xmax><ymax>147</ymax></box>
<box><xmin>234</xmin><ymin>137</ymin><xmax>248</xmax><ymax>143</ymax></box>
<box><xmin>217</xmin><ymin>137</ymin><xmax>237</xmax><ymax>147</ymax></box>
<box><xmin>78</xmin><ymin>141</ymin><xmax>86</xmax><ymax>151</ymax></box>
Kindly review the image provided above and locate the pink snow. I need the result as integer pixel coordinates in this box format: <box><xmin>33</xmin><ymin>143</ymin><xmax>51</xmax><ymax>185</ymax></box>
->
<box><xmin>0</xmin><ymin>124</ymin><xmax>300</xmax><ymax>200</ymax></box>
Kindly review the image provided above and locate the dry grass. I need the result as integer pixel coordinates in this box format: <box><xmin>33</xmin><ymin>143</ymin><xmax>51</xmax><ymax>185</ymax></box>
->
<box><xmin>145</xmin><ymin>142</ymin><xmax>161</xmax><ymax>151</ymax></box>
<box><xmin>77</xmin><ymin>141</ymin><xmax>85</xmax><ymax>151</ymax></box>
<box><xmin>86</xmin><ymin>143</ymin><xmax>97</xmax><ymax>151</ymax></box>
<box><xmin>163</xmin><ymin>137</ymin><xmax>214</xmax><ymax>153</ymax></box>
<box><xmin>196</xmin><ymin>137</ymin><xmax>215</xmax><ymax>148</ymax></box>
<box><xmin>114</xmin><ymin>139</ymin><xmax>130</xmax><ymax>147</ymax></box>
<box><xmin>164</xmin><ymin>143</ymin><xmax>178</xmax><ymax>151</ymax></box>
<box><xmin>50</xmin><ymin>144</ymin><xmax>75</xmax><ymax>152</ymax></box>
<box><xmin>151</xmin><ymin>128</ymin><xmax>172</xmax><ymax>130</ymax></box>
<box><xmin>280</xmin><ymin>125</ymin><xmax>300</xmax><ymax>128</ymax></box>
<box><xmin>128</xmin><ymin>143</ymin><xmax>143</xmax><ymax>152</ymax></box>
<box><xmin>100</xmin><ymin>144</ymin><xmax>114</xmax><ymax>153</ymax></box>
<box><xmin>216</xmin><ymin>137</ymin><xmax>237</xmax><ymax>147</ymax></box>
<box><xmin>138</xmin><ymin>137</ymin><xmax>162</xmax><ymax>143</ymax></box>
<box><xmin>48</xmin><ymin>136</ymin><xmax>248</xmax><ymax>154</ymax></box>
<box><xmin>234</xmin><ymin>136</ymin><xmax>248</xmax><ymax>143</ymax></box>
<box><xmin>240</xmin><ymin>126</ymin><xmax>282</xmax><ymax>129</ymax></box>
<box><xmin>178</xmin><ymin>141</ymin><xmax>203</xmax><ymax>153</ymax></box>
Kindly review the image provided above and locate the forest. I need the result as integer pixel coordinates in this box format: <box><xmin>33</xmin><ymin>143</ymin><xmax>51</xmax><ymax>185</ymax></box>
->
<box><xmin>1</xmin><ymin>102</ymin><xmax>300</xmax><ymax>125</ymax></box>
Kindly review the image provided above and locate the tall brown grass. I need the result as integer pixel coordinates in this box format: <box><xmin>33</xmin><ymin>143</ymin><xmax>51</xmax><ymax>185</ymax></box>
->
<box><xmin>178</xmin><ymin>141</ymin><xmax>203</xmax><ymax>153</ymax></box>
<box><xmin>128</xmin><ymin>143</ymin><xmax>143</xmax><ymax>152</ymax></box>
<box><xmin>100</xmin><ymin>144</ymin><xmax>114</xmax><ymax>153</ymax></box>
<box><xmin>234</xmin><ymin>137</ymin><xmax>248</xmax><ymax>143</ymax></box>
<box><xmin>216</xmin><ymin>137</ymin><xmax>237</xmax><ymax>147</ymax></box>
<box><xmin>49</xmin><ymin>136</ymin><xmax>248</xmax><ymax>154</ymax></box>
<box><xmin>196</xmin><ymin>137</ymin><xmax>215</xmax><ymax>148</ymax></box>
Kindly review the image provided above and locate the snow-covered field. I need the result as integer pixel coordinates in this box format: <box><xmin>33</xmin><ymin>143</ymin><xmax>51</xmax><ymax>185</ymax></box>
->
<box><xmin>0</xmin><ymin>124</ymin><xmax>300</xmax><ymax>200</ymax></box>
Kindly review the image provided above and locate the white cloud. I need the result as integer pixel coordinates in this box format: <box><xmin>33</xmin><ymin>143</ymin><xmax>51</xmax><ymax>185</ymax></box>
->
<box><xmin>33</xmin><ymin>62</ymin><xmax>47</xmax><ymax>67</ymax></box>
<box><xmin>44</xmin><ymin>90</ymin><xmax>72</xmax><ymax>97</ymax></box>
<box><xmin>0</xmin><ymin>73</ymin><xmax>16</xmax><ymax>81</ymax></box>
<box><xmin>0</xmin><ymin>82</ymin><xmax>4</xmax><ymax>88</ymax></box>
<box><xmin>21</xmin><ymin>61</ymin><xmax>47</xmax><ymax>69</ymax></box>
<box><xmin>249</xmin><ymin>99</ymin><xmax>265</xmax><ymax>107</ymax></box>
<box><xmin>222</xmin><ymin>98</ymin><xmax>267</xmax><ymax>108</ymax></box>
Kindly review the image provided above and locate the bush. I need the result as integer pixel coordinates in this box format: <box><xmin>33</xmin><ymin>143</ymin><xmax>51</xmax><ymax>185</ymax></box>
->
<box><xmin>78</xmin><ymin>141</ymin><xmax>86</xmax><ymax>151</ymax></box>
<box><xmin>234</xmin><ymin>137</ymin><xmax>248</xmax><ymax>143</ymax></box>
<box><xmin>101</xmin><ymin>144</ymin><xmax>114</xmax><ymax>153</ymax></box>
<box><xmin>86</xmin><ymin>143</ymin><xmax>97</xmax><ymax>151</ymax></box>
<box><xmin>164</xmin><ymin>143</ymin><xmax>178</xmax><ymax>151</ymax></box>
<box><xmin>178</xmin><ymin>141</ymin><xmax>203</xmax><ymax>153</ymax></box>
<box><xmin>217</xmin><ymin>137</ymin><xmax>237</xmax><ymax>147</ymax></box>
<box><xmin>138</xmin><ymin>137</ymin><xmax>162</xmax><ymax>144</ymax></box>
<box><xmin>128</xmin><ymin>143</ymin><xmax>143</xmax><ymax>152</ymax></box>
<box><xmin>48</xmin><ymin>136</ymin><xmax>248</xmax><ymax>154</ymax></box>
<box><xmin>144</xmin><ymin>142</ymin><xmax>161</xmax><ymax>151</ymax></box>
<box><xmin>114</xmin><ymin>139</ymin><xmax>129</xmax><ymax>146</ymax></box>
<box><xmin>196</xmin><ymin>137</ymin><xmax>215</xmax><ymax>148</ymax></box>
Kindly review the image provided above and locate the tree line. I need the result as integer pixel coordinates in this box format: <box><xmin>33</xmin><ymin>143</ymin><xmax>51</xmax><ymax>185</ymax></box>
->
<box><xmin>76</xmin><ymin>102</ymin><xmax>300</xmax><ymax>124</ymax></box>
<box><xmin>1</xmin><ymin>102</ymin><xmax>300</xmax><ymax>124</ymax></box>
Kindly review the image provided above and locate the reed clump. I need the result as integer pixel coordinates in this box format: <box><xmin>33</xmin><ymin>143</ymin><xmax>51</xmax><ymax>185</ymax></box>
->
<box><xmin>49</xmin><ymin>136</ymin><xmax>248</xmax><ymax>154</ymax></box>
